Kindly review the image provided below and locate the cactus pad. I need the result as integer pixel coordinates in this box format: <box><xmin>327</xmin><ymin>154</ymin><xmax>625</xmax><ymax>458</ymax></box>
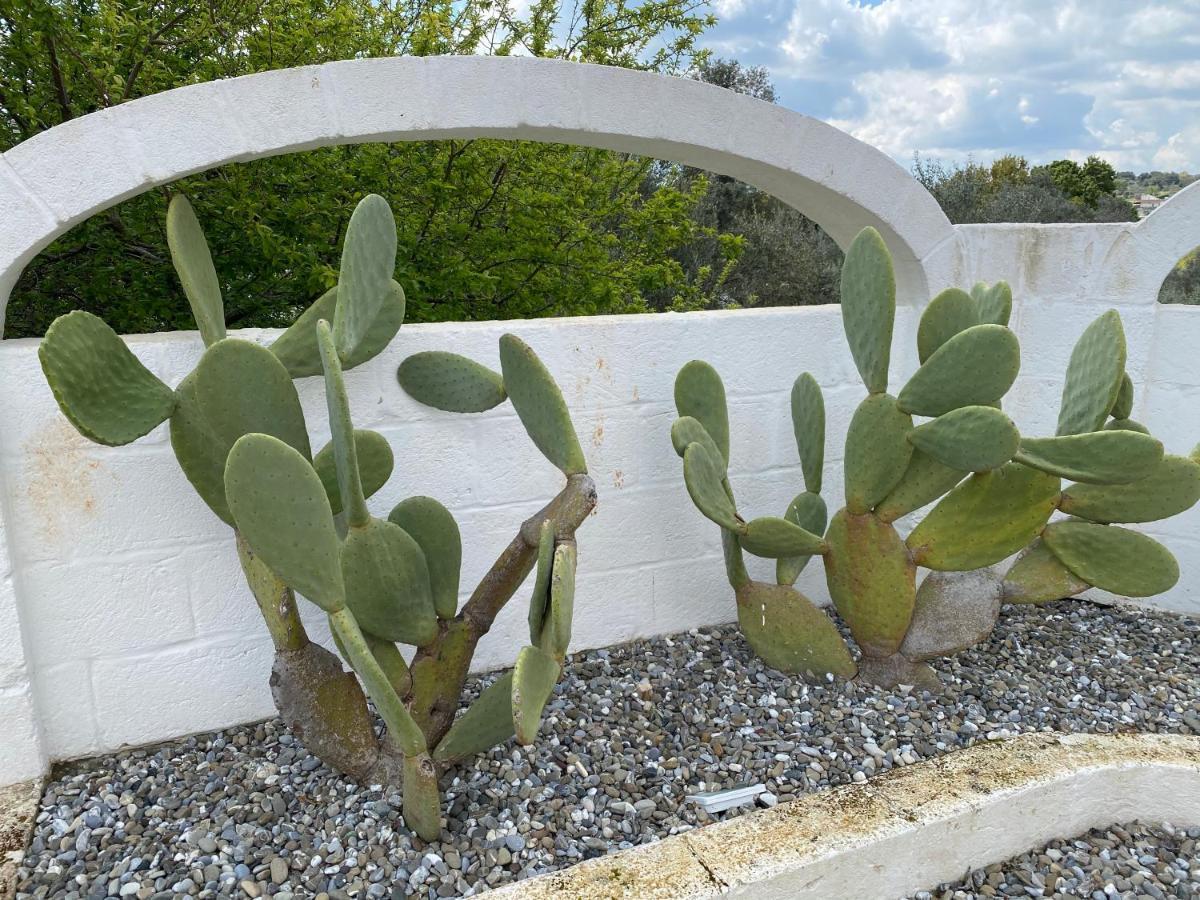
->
<box><xmin>512</xmin><ymin>645</ymin><xmax>560</xmax><ymax>745</ymax></box>
<box><xmin>314</xmin><ymin>430</ymin><xmax>394</xmax><ymax>515</ymax></box>
<box><xmin>739</xmin><ymin>516</ymin><xmax>825</xmax><ymax>559</ymax></box>
<box><xmin>40</xmin><ymin>311</ymin><xmax>177</xmax><ymax>446</ymax></box>
<box><xmin>389</xmin><ymin>496</ymin><xmax>463</xmax><ymax>619</ymax></box>
<box><xmin>898</xmin><ymin>324</ymin><xmax>1020</xmax><ymax>417</ymax></box>
<box><xmin>674</xmin><ymin>360</ymin><xmax>731</xmax><ymax>463</ymax></box>
<box><xmin>1056</xmin><ymin>310</ymin><xmax>1126</xmax><ymax>435</ymax></box>
<box><xmin>844</xmin><ymin>393</ymin><xmax>913</xmax><ymax>514</ymax></box>
<box><xmin>683</xmin><ymin>442</ymin><xmax>741</xmax><ymax>531</ymax></box>
<box><xmin>824</xmin><ymin>509</ymin><xmax>915</xmax><ymax>658</ymax></box>
<box><xmin>734</xmin><ymin>582</ymin><xmax>856</xmax><ymax>680</ymax></box>
<box><xmin>544</xmin><ymin>542</ymin><xmax>577</xmax><ymax>659</ymax></box>
<box><xmin>1015</xmin><ymin>430</ymin><xmax>1162</xmax><ymax>484</ymax></box>
<box><xmin>1105</xmin><ymin>417</ymin><xmax>1150</xmax><ymax>434</ymax></box>
<box><xmin>1002</xmin><ymin>538</ymin><xmax>1089</xmax><ymax>604</ymax></box>
<box><xmin>195</xmin><ymin>338</ymin><xmax>311</xmax><ymax>459</ymax></box>
<box><xmin>839</xmin><ymin>227</ymin><xmax>894</xmax><ymax>393</ymax></box>
<box><xmin>906</xmin><ymin>463</ymin><xmax>1061</xmax><ymax>570</ymax></box>
<box><xmin>790</xmin><ymin>373</ymin><xmax>825</xmax><ymax>492</ymax></box>
<box><xmin>340</xmin><ymin>518</ymin><xmax>438</xmax><ymax>646</ymax></box>
<box><xmin>1042</xmin><ymin>520</ymin><xmax>1179</xmax><ymax>597</ymax></box>
<box><xmin>432</xmin><ymin>672</ymin><xmax>515</xmax><ymax>763</ymax></box>
<box><xmin>917</xmin><ymin>288</ymin><xmax>979</xmax><ymax>364</ymax></box>
<box><xmin>333</xmin><ymin>194</ymin><xmax>399</xmax><ymax>362</ymax></box>
<box><xmin>971</xmin><ymin>281</ymin><xmax>1013</xmax><ymax>326</ymax></box>
<box><xmin>1058</xmin><ymin>454</ymin><xmax>1200</xmax><ymax>523</ymax></box>
<box><xmin>1111</xmin><ymin>372</ymin><xmax>1134</xmax><ymax>420</ymax></box>
<box><xmin>397</xmin><ymin>351</ymin><xmax>508</xmax><ymax>413</ymax></box>
<box><xmin>777</xmin><ymin>492</ymin><xmax>828</xmax><ymax>585</ymax></box>
<box><xmin>270</xmin><ymin>282</ymin><xmax>407</xmax><ymax>378</ymax></box>
<box><xmin>873</xmin><ymin>449</ymin><xmax>965</xmax><ymax>523</ymax></box>
<box><xmin>224</xmin><ymin>434</ymin><xmax>344</xmax><ymax>611</ymax></box>
<box><xmin>527</xmin><ymin>520</ymin><xmax>555</xmax><ymax>643</ymax></box>
<box><xmin>169</xmin><ymin>373</ymin><xmax>232</xmax><ymax>524</ymax></box>
<box><xmin>670</xmin><ymin>416</ymin><xmax>723</xmax><ymax>467</ymax></box>
<box><xmin>317</xmin><ymin>322</ymin><xmax>368</xmax><ymax>526</ymax></box>
<box><xmin>166</xmin><ymin>195</ymin><xmax>225</xmax><ymax>347</ymax></box>
<box><xmin>499</xmin><ymin>334</ymin><xmax>588</xmax><ymax>475</ymax></box>
<box><xmin>907</xmin><ymin>405</ymin><xmax>1019</xmax><ymax>472</ymax></box>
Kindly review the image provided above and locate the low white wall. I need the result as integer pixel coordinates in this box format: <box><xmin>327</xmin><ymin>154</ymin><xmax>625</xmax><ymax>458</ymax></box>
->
<box><xmin>1</xmin><ymin>57</ymin><xmax>1199</xmax><ymax>787</ymax></box>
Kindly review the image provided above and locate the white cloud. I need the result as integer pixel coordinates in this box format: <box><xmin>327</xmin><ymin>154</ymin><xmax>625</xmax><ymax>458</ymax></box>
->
<box><xmin>707</xmin><ymin>0</ymin><xmax>1200</xmax><ymax>171</ymax></box>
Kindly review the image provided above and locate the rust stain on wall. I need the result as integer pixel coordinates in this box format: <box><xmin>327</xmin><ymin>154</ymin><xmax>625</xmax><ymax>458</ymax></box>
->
<box><xmin>23</xmin><ymin>419</ymin><xmax>112</xmax><ymax>544</ymax></box>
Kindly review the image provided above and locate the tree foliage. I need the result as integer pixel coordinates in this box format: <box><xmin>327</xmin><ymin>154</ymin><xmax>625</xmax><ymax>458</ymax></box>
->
<box><xmin>1</xmin><ymin>0</ymin><xmax>725</xmax><ymax>337</ymax></box>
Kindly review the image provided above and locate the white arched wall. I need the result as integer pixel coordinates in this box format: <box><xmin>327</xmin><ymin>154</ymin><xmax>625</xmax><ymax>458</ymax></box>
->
<box><xmin>1</xmin><ymin>57</ymin><xmax>1199</xmax><ymax>787</ymax></box>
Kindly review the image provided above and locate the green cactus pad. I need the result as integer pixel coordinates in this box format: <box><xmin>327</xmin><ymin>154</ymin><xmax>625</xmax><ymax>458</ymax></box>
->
<box><xmin>527</xmin><ymin>520</ymin><xmax>555</xmax><ymax>643</ymax></box>
<box><xmin>333</xmin><ymin>194</ymin><xmax>399</xmax><ymax>362</ymax></box>
<box><xmin>824</xmin><ymin>509</ymin><xmax>916</xmax><ymax>658</ymax></box>
<box><xmin>898</xmin><ymin>324</ymin><xmax>1021</xmax><ymax>417</ymax></box>
<box><xmin>873</xmin><ymin>449</ymin><xmax>966</xmax><ymax>523</ymax></box>
<box><xmin>906</xmin><ymin>463</ymin><xmax>1061</xmax><ymax>570</ymax></box>
<box><xmin>195</xmin><ymin>337</ymin><xmax>311</xmax><ymax>459</ymax></box>
<box><xmin>544</xmin><ymin>542</ymin><xmax>577</xmax><ymax>659</ymax></box>
<box><xmin>777</xmin><ymin>492</ymin><xmax>828</xmax><ymax>585</ymax></box>
<box><xmin>169</xmin><ymin>373</ymin><xmax>232</xmax><ymax>524</ymax></box>
<box><xmin>512</xmin><ymin>644</ymin><xmax>560</xmax><ymax>745</ymax></box>
<box><xmin>397</xmin><ymin>351</ymin><xmax>507</xmax><ymax>413</ymax></box>
<box><xmin>499</xmin><ymin>334</ymin><xmax>587</xmax><ymax>476</ymax></box>
<box><xmin>917</xmin><ymin>288</ymin><xmax>979</xmax><ymax>364</ymax></box>
<box><xmin>844</xmin><ymin>393</ymin><xmax>913</xmax><ymax>514</ymax></box>
<box><xmin>739</xmin><ymin>516</ymin><xmax>825</xmax><ymax>559</ymax></box>
<box><xmin>1042</xmin><ymin>520</ymin><xmax>1179</xmax><ymax>597</ymax></box>
<box><xmin>1111</xmin><ymin>373</ymin><xmax>1134</xmax><ymax>420</ymax></box>
<box><xmin>721</xmin><ymin>516</ymin><xmax>750</xmax><ymax>591</ymax></box>
<box><xmin>683</xmin><ymin>442</ymin><xmax>741</xmax><ymax>531</ymax></box>
<box><xmin>839</xmin><ymin>227</ymin><xmax>894</xmax><ymax>393</ymax></box>
<box><xmin>1057</xmin><ymin>310</ymin><xmax>1126</xmax><ymax>435</ymax></box>
<box><xmin>389</xmin><ymin>495</ymin><xmax>462</xmax><ymax>620</ymax></box>
<box><xmin>40</xmin><ymin>311</ymin><xmax>177</xmax><ymax>446</ymax></box>
<box><xmin>224</xmin><ymin>434</ymin><xmax>344</xmax><ymax>611</ymax></box>
<box><xmin>269</xmin><ymin>281</ymin><xmax>407</xmax><ymax>378</ymax></box>
<box><xmin>166</xmin><ymin>195</ymin><xmax>225</xmax><ymax>347</ymax></box>
<box><xmin>317</xmin><ymin>322</ymin><xmax>368</xmax><ymax>526</ymax></box>
<box><xmin>1105</xmin><ymin>417</ymin><xmax>1150</xmax><ymax>434</ymax></box>
<box><xmin>674</xmin><ymin>360</ymin><xmax>731</xmax><ymax>463</ymax></box>
<box><xmin>670</xmin><ymin>416</ymin><xmax>723</xmax><ymax>468</ymax></box>
<box><xmin>314</xmin><ymin>430</ymin><xmax>394</xmax><ymax>515</ymax></box>
<box><xmin>1002</xmin><ymin>539</ymin><xmax>1089</xmax><ymax>604</ymax></box>
<box><xmin>735</xmin><ymin>582</ymin><xmax>856</xmax><ymax>680</ymax></box>
<box><xmin>1058</xmin><ymin>454</ymin><xmax>1200</xmax><ymax>523</ymax></box>
<box><xmin>1015</xmin><ymin>430</ymin><xmax>1163</xmax><ymax>484</ymax></box>
<box><xmin>907</xmin><ymin>405</ymin><xmax>1020</xmax><ymax>472</ymax></box>
<box><xmin>340</xmin><ymin>517</ymin><xmax>438</xmax><ymax>646</ymax></box>
<box><xmin>971</xmin><ymin>281</ymin><xmax>1013</xmax><ymax>326</ymax></box>
<box><xmin>790</xmin><ymin>373</ymin><xmax>825</xmax><ymax>492</ymax></box>
<box><xmin>432</xmin><ymin>672</ymin><xmax>515</xmax><ymax>763</ymax></box>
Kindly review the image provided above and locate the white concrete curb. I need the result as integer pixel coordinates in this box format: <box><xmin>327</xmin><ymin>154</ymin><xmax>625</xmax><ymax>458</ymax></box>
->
<box><xmin>488</xmin><ymin>733</ymin><xmax>1200</xmax><ymax>899</ymax></box>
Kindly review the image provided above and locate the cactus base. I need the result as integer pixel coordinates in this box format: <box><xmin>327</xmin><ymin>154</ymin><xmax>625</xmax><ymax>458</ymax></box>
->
<box><xmin>853</xmin><ymin>653</ymin><xmax>940</xmax><ymax>691</ymax></box>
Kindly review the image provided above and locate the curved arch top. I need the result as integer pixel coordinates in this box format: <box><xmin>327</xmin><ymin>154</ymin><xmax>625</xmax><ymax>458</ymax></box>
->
<box><xmin>0</xmin><ymin>55</ymin><xmax>954</xmax><ymax>324</ymax></box>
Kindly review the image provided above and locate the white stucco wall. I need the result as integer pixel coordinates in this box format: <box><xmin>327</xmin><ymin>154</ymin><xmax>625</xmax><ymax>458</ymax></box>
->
<box><xmin>0</xmin><ymin>57</ymin><xmax>1198</xmax><ymax>786</ymax></box>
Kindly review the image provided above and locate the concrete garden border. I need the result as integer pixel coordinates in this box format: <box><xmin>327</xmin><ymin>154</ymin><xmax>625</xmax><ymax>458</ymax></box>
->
<box><xmin>488</xmin><ymin>733</ymin><xmax>1200</xmax><ymax>899</ymax></box>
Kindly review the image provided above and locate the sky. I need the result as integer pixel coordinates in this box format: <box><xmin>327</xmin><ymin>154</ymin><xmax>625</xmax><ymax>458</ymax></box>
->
<box><xmin>701</xmin><ymin>0</ymin><xmax>1200</xmax><ymax>173</ymax></box>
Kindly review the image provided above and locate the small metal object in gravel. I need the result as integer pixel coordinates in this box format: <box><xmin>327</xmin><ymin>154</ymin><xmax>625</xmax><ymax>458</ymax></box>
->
<box><xmin>686</xmin><ymin>783</ymin><xmax>766</xmax><ymax>814</ymax></box>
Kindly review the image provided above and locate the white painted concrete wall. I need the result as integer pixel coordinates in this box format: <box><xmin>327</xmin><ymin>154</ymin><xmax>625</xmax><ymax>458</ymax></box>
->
<box><xmin>1</xmin><ymin>57</ymin><xmax>1199</xmax><ymax>785</ymax></box>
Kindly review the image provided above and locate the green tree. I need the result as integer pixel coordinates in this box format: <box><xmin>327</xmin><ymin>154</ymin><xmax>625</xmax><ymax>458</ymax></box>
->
<box><xmin>1</xmin><ymin>0</ymin><xmax>725</xmax><ymax>337</ymax></box>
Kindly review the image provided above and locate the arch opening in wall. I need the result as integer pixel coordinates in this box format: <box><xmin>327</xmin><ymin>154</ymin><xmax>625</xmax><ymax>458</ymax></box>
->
<box><xmin>7</xmin><ymin>138</ymin><xmax>848</xmax><ymax>340</ymax></box>
<box><xmin>1157</xmin><ymin>246</ymin><xmax>1200</xmax><ymax>305</ymax></box>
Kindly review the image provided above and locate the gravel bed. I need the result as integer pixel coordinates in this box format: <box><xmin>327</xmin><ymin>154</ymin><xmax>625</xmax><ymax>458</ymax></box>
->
<box><xmin>14</xmin><ymin>600</ymin><xmax>1200</xmax><ymax>899</ymax></box>
<box><xmin>908</xmin><ymin>820</ymin><xmax>1199</xmax><ymax>899</ymax></box>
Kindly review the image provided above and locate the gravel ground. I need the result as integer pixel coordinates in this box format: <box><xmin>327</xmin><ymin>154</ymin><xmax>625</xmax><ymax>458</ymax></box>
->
<box><xmin>13</xmin><ymin>599</ymin><xmax>1200</xmax><ymax>899</ymax></box>
<box><xmin>908</xmin><ymin>820</ymin><xmax>1199</xmax><ymax>899</ymax></box>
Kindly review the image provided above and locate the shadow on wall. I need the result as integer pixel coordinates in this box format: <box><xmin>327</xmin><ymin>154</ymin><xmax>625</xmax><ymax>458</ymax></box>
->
<box><xmin>5</xmin><ymin>142</ymin><xmax>843</xmax><ymax>341</ymax></box>
<box><xmin>1159</xmin><ymin>247</ymin><xmax>1200</xmax><ymax>305</ymax></box>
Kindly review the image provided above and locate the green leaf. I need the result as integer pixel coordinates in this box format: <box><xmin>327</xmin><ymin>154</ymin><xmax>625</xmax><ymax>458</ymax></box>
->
<box><xmin>674</xmin><ymin>360</ymin><xmax>730</xmax><ymax>463</ymax></box>
<box><xmin>776</xmin><ymin>492</ymin><xmax>827</xmax><ymax>586</ymax></box>
<box><xmin>169</xmin><ymin>373</ymin><xmax>232</xmax><ymax>525</ymax></box>
<box><xmin>166</xmin><ymin>194</ymin><xmax>225</xmax><ymax>347</ymax></box>
<box><xmin>340</xmin><ymin>517</ymin><xmax>437</xmax><ymax>646</ymax></box>
<box><xmin>1057</xmin><ymin>310</ymin><xmax>1126</xmax><ymax>435</ymax></box>
<box><xmin>735</xmin><ymin>582</ymin><xmax>856</xmax><ymax>680</ymax></box>
<box><xmin>790</xmin><ymin>372</ymin><xmax>825</xmax><ymax>492</ymax></box>
<box><xmin>1042</xmin><ymin>520</ymin><xmax>1179</xmax><ymax>597</ymax></box>
<box><xmin>1015</xmin><ymin>430</ymin><xmax>1162</xmax><ymax>484</ymax></box>
<box><xmin>843</xmin><ymin>393</ymin><xmax>912</xmax><ymax>514</ymax></box>
<box><xmin>898</xmin><ymin>324</ymin><xmax>1020</xmax><ymax>417</ymax></box>
<box><xmin>739</xmin><ymin>516</ymin><xmax>825</xmax><ymax>559</ymax></box>
<box><xmin>389</xmin><ymin>495</ymin><xmax>462</xmax><ymax>620</ymax></box>
<box><xmin>839</xmin><ymin>227</ymin><xmax>895</xmax><ymax>393</ymax></box>
<box><xmin>270</xmin><ymin>282</ymin><xmax>407</xmax><ymax>378</ymax></box>
<box><xmin>499</xmin><ymin>334</ymin><xmax>587</xmax><ymax>475</ymax></box>
<box><xmin>433</xmin><ymin>672</ymin><xmax>515</xmax><ymax>763</ymax></box>
<box><xmin>873</xmin><ymin>448</ymin><xmax>965</xmax><ymax>524</ymax></box>
<box><xmin>333</xmin><ymin>194</ymin><xmax>400</xmax><ymax>362</ymax></box>
<box><xmin>917</xmin><ymin>287</ymin><xmax>979</xmax><ymax>364</ymax></box>
<box><xmin>683</xmin><ymin>441</ymin><xmax>740</xmax><ymax>531</ymax></box>
<box><xmin>971</xmin><ymin>281</ymin><xmax>1013</xmax><ymax>326</ymax></box>
<box><xmin>1058</xmin><ymin>454</ymin><xmax>1200</xmax><ymax>523</ymax></box>
<box><xmin>397</xmin><ymin>351</ymin><xmax>507</xmax><ymax>412</ymax></box>
<box><xmin>314</xmin><ymin>430</ymin><xmax>394</xmax><ymax>515</ymax></box>
<box><xmin>512</xmin><ymin>645</ymin><xmax>560</xmax><ymax>745</ymax></box>
<box><xmin>907</xmin><ymin>405</ymin><xmax>1020</xmax><ymax>472</ymax></box>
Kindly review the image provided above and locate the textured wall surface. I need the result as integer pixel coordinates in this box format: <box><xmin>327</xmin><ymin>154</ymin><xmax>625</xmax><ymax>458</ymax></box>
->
<box><xmin>0</xmin><ymin>57</ymin><xmax>1198</xmax><ymax>785</ymax></box>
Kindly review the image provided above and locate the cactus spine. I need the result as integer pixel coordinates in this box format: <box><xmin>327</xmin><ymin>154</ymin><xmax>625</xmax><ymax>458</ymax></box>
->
<box><xmin>669</xmin><ymin>228</ymin><xmax>1196</xmax><ymax>688</ymax></box>
<box><xmin>39</xmin><ymin>194</ymin><xmax>596</xmax><ymax>841</ymax></box>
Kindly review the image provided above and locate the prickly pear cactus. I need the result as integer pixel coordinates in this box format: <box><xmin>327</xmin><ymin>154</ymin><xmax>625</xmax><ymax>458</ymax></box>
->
<box><xmin>38</xmin><ymin>193</ymin><xmax>598</xmax><ymax>842</ymax></box>
<box><xmin>668</xmin><ymin>225</ymin><xmax>1197</xmax><ymax>689</ymax></box>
